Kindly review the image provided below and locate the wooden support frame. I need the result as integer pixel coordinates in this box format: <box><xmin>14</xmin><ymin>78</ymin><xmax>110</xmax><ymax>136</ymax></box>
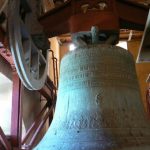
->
<box><xmin>0</xmin><ymin>127</ymin><xmax>11</xmax><ymax>150</ymax></box>
<box><xmin>22</xmin><ymin>102</ymin><xmax>49</xmax><ymax>146</ymax></box>
<box><xmin>0</xmin><ymin>47</ymin><xmax>57</xmax><ymax>150</ymax></box>
<box><xmin>11</xmin><ymin>72</ymin><xmax>22</xmax><ymax>149</ymax></box>
<box><xmin>28</xmin><ymin>107</ymin><xmax>53</xmax><ymax>150</ymax></box>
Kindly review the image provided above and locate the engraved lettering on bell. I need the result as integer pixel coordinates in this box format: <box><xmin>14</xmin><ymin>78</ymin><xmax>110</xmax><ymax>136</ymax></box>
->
<box><xmin>35</xmin><ymin>44</ymin><xmax>150</xmax><ymax>150</ymax></box>
<box><xmin>96</xmin><ymin>89</ymin><xmax>104</xmax><ymax>105</ymax></box>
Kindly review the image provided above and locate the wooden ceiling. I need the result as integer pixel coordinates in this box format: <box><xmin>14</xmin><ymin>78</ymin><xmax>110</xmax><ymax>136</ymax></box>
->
<box><xmin>126</xmin><ymin>0</ymin><xmax>150</xmax><ymax>6</ymax></box>
<box><xmin>40</xmin><ymin>0</ymin><xmax>149</xmax><ymax>38</ymax></box>
<box><xmin>0</xmin><ymin>0</ymin><xmax>150</xmax><ymax>43</ymax></box>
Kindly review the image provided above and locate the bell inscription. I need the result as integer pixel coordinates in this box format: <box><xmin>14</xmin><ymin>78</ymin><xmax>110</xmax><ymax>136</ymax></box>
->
<box><xmin>35</xmin><ymin>44</ymin><xmax>150</xmax><ymax>150</ymax></box>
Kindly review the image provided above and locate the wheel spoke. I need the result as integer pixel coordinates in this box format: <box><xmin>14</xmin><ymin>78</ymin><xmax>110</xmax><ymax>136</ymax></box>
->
<box><xmin>8</xmin><ymin>0</ymin><xmax>48</xmax><ymax>90</ymax></box>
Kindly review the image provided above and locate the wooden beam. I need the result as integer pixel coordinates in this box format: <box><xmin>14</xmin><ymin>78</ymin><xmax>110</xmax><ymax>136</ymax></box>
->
<box><xmin>39</xmin><ymin>0</ymin><xmax>71</xmax><ymax>37</ymax></box>
<box><xmin>39</xmin><ymin>0</ymin><xmax>149</xmax><ymax>37</ymax></box>
<box><xmin>116</xmin><ymin>0</ymin><xmax>149</xmax><ymax>30</ymax></box>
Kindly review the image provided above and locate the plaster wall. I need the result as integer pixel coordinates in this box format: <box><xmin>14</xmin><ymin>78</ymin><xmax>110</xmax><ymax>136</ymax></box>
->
<box><xmin>60</xmin><ymin>43</ymin><xmax>70</xmax><ymax>61</ymax></box>
<box><xmin>128</xmin><ymin>40</ymin><xmax>150</xmax><ymax>111</ymax></box>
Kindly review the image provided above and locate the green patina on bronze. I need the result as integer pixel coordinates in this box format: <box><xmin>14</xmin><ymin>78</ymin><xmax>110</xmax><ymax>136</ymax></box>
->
<box><xmin>35</xmin><ymin>43</ymin><xmax>150</xmax><ymax>150</ymax></box>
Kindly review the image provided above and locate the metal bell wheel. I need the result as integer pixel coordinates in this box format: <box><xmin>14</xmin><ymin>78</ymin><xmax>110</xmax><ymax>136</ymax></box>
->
<box><xmin>8</xmin><ymin>0</ymin><xmax>48</xmax><ymax>90</ymax></box>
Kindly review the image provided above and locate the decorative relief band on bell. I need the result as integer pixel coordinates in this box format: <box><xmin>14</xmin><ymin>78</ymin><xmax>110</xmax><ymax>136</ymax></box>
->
<box><xmin>61</xmin><ymin>45</ymin><xmax>134</xmax><ymax>62</ymax></box>
<box><xmin>58</xmin><ymin>45</ymin><xmax>138</xmax><ymax>91</ymax></box>
<box><xmin>59</xmin><ymin>79</ymin><xmax>138</xmax><ymax>91</ymax></box>
<box><xmin>61</xmin><ymin>63</ymin><xmax>135</xmax><ymax>75</ymax></box>
<box><xmin>55</xmin><ymin>111</ymin><xmax>148</xmax><ymax>130</ymax></box>
<box><xmin>59</xmin><ymin>65</ymin><xmax>138</xmax><ymax>91</ymax></box>
<box><xmin>34</xmin><ymin>43</ymin><xmax>150</xmax><ymax>150</ymax></box>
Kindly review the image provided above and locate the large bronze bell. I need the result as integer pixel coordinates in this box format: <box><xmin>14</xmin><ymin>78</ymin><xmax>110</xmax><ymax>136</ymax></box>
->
<box><xmin>35</xmin><ymin>30</ymin><xmax>150</xmax><ymax>150</ymax></box>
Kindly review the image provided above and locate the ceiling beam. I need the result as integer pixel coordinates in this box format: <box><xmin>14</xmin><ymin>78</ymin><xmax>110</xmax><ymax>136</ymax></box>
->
<box><xmin>116</xmin><ymin>0</ymin><xmax>149</xmax><ymax>30</ymax></box>
<box><xmin>39</xmin><ymin>1</ymin><xmax>71</xmax><ymax>37</ymax></box>
<box><xmin>39</xmin><ymin>0</ymin><xmax>148</xmax><ymax>37</ymax></box>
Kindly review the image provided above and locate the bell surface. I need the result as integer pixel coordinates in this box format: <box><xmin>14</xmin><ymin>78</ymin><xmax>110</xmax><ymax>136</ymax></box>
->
<box><xmin>35</xmin><ymin>44</ymin><xmax>150</xmax><ymax>150</ymax></box>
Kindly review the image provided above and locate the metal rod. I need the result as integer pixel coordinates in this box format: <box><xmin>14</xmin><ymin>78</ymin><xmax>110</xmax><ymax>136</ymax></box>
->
<box><xmin>48</xmin><ymin>50</ymin><xmax>56</xmax><ymax>86</ymax></box>
<box><xmin>54</xmin><ymin>57</ymin><xmax>58</xmax><ymax>89</ymax></box>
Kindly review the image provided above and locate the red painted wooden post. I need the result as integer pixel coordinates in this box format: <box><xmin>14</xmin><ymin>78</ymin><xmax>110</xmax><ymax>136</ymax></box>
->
<box><xmin>11</xmin><ymin>72</ymin><xmax>22</xmax><ymax>149</ymax></box>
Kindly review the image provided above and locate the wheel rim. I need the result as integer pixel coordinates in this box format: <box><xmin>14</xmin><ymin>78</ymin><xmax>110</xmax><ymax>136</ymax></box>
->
<box><xmin>8</xmin><ymin>0</ymin><xmax>48</xmax><ymax>90</ymax></box>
